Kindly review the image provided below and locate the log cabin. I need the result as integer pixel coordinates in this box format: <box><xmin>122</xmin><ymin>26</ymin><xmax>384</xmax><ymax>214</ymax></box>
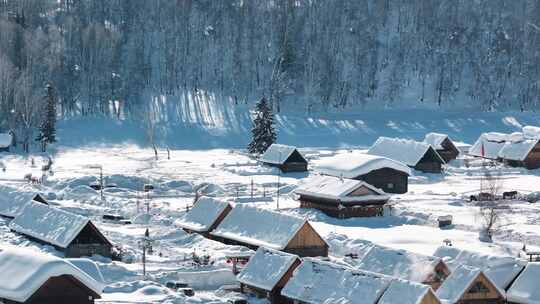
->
<box><xmin>506</xmin><ymin>262</ymin><xmax>540</xmax><ymax>304</ymax></box>
<box><xmin>294</xmin><ymin>175</ymin><xmax>390</xmax><ymax>218</ymax></box>
<box><xmin>378</xmin><ymin>279</ymin><xmax>442</xmax><ymax>304</ymax></box>
<box><xmin>0</xmin><ymin>188</ymin><xmax>48</xmax><ymax>219</ymax></box>
<box><xmin>499</xmin><ymin>139</ymin><xmax>540</xmax><ymax>170</ymax></box>
<box><xmin>9</xmin><ymin>203</ymin><xmax>113</xmax><ymax>258</ymax></box>
<box><xmin>436</xmin><ymin>265</ymin><xmax>505</xmax><ymax>304</ymax></box>
<box><xmin>469</xmin><ymin>132</ymin><xmax>522</xmax><ymax>160</ymax></box>
<box><xmin>424</xmin><ymin>133</ymin><xmax>460</xmax><ymax>162</ymax></box>
<box><xmin>237</xmin><ymin>247</ymin><xmax>301</xmax><ymax>304</ymax></box>
<box><xmin>356</xmin><ymin>244</ymin><xmax>451</xmax><ymax>290</ymax></box>
<box><xmin>315</xmin><ymin>153</ymin><xmax>410</xmax><ymax>194</ymax></box>
<box><xmin>175</xmin><ymin>197</ymin><xmax>232</xmax><ymax>236</ymax></box>
<box><xmin>368</xmin><ymin>137</ymin><xmax>445</xmax><ymax>173</ymax></box>
<box><xmin>281</xmin><ymin>258</ymin><xmax>392</xmax><ymax>304</ymax></box>
<box><xmin>260</xmin><ymin>144</ymin><xmax>308</xmax><ymax>172</ymax></box>
<box><xmin>210</xmin><ymin>205</ymin><xmax>328</xmax><ymax>257</ymax></box>
<box><xmin>0</xmin><ymin>246</ymin><xmax>104</xmax><ymax>304</ymax></box>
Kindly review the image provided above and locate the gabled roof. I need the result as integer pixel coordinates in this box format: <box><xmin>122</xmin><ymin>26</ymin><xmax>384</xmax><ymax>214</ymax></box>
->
<box><xmin>0</xmin><ymin>133</ymin><xmax>12</xmax><ymax>148</ymax></box>
<box><xmin>507</xmin><ymin>262</ymin><xmax>540</xmax><ymax>304</ymax></box>
<box><xmin>0</xmin><ymin>185</ymin><xmax>48</xmax><ymax>218</ymax></box>
<box><xmin>282</xmin><ymin>258</ymin><xmax>391</xmax><ymax>304</ymax></box>
<box><xmin>10</xmin><ymin>203</ymin><xmax>94</xmax><ymax>249</ymax></box>
<box><xmin>522</xmin><ymin>126</ymin><xmax>540</xmax><ymax>139</ymax></box>
<box><xmin>0</xmin><ymin>246</ymin><xmax>104</xmax><ymax>303</ymax></box>
<box><xmin>294</xmin><ymin>175</ymin><xmax>389</xmax><ymax>204</ymax></box>
<box><xmin>356</xmin><ymin>244</ymin><xmax>444</xmax><ymax>283</ymax></box>
<box><xmin>368</xmin><ymin>137</ymin><xmax>444</xmax><ymax>167</ymax></box>
<box><xmin>433</xmin><ymin>246</ymin><xmax>525</xmax><ymax>291</ymax></box>
<box><xmin>260</xmin><ymin>144</ymin><xmax>305</xmax><ymax>165</ymax></box>
<box><xmin>378</xmin><ymin>279</ymin><xmax>439</xmax><ymax>304</ymax></box>
<box><xmin>424</xmin><ymin>133</ymin><xmax>450</xmax><ymax>150</ymax></box>
<box><xmin>175</xmin><ymin>197</ymin><xmax>231</xmax><ymax>232</ymax></box>
<box><xmin>211</xmin><ymin>205</ymin><xmax>309</xmax><ymax>250</ymax></box>
<box><xmin>436</xmin><ymin>265</ymin><xmax>504</xmax><ymax>304</ymax></box>
<box><xmin>315</xmin><ymin>153</ymin><xmax>411</xmax><ymax>178</ymax></box>
<box><xmin>237</xmin><ymin>247</ymin><xmax>299</xmax><ymax>291</ymax></box>
<box><xmin>498</xmin><ymin>139</ymin><xmax>539</xmax><ymax>161</ymax></box>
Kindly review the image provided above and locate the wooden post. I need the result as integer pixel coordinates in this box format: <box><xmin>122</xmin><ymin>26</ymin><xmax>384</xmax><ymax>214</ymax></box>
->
<box><xmin>251</xmin><ymin>179</ymin><xmax>254</xmax><ymax>198</ymax></box>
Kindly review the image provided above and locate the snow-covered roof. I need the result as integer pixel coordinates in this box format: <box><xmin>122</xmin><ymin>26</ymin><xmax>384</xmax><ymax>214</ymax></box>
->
<box><xmin>367</xmin><ymin>137</ymin><xmax>444</xmax><ymax>167</ymax></box>
<box><xmin>0</xmin><ymin>246</ymin><xmax>104</xmax><ymax>303</ymax></box>
<box><xmin>175</xmin><ymin>197</ymin><xmax>231</xmax><ymax>232</ymax></box>
<box><xmin>433</xmin><ymin>246</ymin><xmax>525</xmax><ymax>290</ymax></box>
<box><xmin>507</xmin><ymin>263</ymin><xmax>540</xmax><ymax>304</ymax></box>
<box><xmin>469</xmin><ymin>133</ymin><xmax>508</xmax><ymax>159</ymax></box>
<box><xmin>314</xmin><ymin>153</ymin><xmax>411</xmax><ymax>178</ymax></box>
<box><xmin>498</xmin><ymin>139</ymin><xmax>539</xmax><ymax>161</ymax></box>
<box><xmin>356</xmin><ymin>245</ymin><xmax>444</xmax><ymax>283</ymax></box>
<box><xmin>237</xmin><ymin>247</ymin><xmax>299</xmax><ymax>291</ymax></box>
<box><xmin>523</xmin><ymin>126</ymin><xmax>540</xmax><ymax>139</ymax></box>
<box><xmin>211</xmin><ymin>205</ymin><xmax>308</xmax><ymax>250</ymax></box>
<box><xmin>0</xmin><ymin>185</ymin><xmax>47</xmax><ymax>218</ymax></box>
<box><xmin>294</xmin><ymin>175</ymin><xmax>389</xmax><ymax>204</ymax></box>
<box><xmin>436</xmin><ymin>265</ymin><xmax>503</xmax><ymax>304</ymax></box>
<box><xmin>9</xmin><ymin>203</ymin><xmax>91</xmax><ymax>249</ymax></box>
<box><xmin>281</xmin><ymin>258</ymin><xmax>391</xmax><ymax>304</ymax></box>
<box><xmin>424</xmin><ymin>133</ymin><xmax>449</xmax><ymax>150</ymax></box>
<box><xmin>260</xmin><ymin>144</ymin><xmax>305</xmax><ymax>165</ymax></box>
<box><xmin>0</xmin><ymin>133</ymin><xmax>12</xmax><ymax>148</ymax></box>
<box><xmin>378</xmin><ymin>279</ymin><xmax>437</xmax><ymax>304</ymax></box>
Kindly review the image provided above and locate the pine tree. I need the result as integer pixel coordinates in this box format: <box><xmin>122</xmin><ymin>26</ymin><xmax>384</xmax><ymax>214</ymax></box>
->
<box><xmin>36</xmin><ymin>84</ymin><xmax>57</xmax><ymax>152</ymax></box>
<box><xmin>248</xmin><ymin>97</ymin><xmax>276</xmax><ymax>154</ymax></box>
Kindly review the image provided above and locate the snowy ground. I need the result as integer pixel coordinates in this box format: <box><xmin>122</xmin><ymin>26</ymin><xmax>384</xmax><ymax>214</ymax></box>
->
<box><xmin>2</xmin><ymin>114</ymin><xmax>540</xmax><ymax>303</ymax></box>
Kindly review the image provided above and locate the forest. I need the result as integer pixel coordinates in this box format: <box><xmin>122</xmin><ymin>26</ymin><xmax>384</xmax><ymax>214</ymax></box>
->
<box><xmin>1</xmin><ymin>0</ymin><xmax>540</xmax><ymax>147</ymax></box>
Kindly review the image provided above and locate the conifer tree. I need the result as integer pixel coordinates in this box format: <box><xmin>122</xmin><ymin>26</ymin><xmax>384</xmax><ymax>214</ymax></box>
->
<box><xmin>36</xmin><ymin>84</ymin><xmax>57</xmax><ymax>151</ymax></box>
<box><xmin>248</xmin><ymin>97</ymin><xmax>276</xmax><ymax>154</ymax></box>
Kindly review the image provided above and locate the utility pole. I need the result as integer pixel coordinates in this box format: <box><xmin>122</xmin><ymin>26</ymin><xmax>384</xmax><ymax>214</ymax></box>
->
<box><xmin>138</xmin><ymin>228</ymin><xmax>153</xmax><ymax>277</ymax></box>
<box><xmin>251</xmin><ymin>178</ymin><xmax>254</xmax><ymax>198</ymax></box>
<box><xmin>87</xmin><ymin>165</ymin><xmax>104</xmax><ymax>202</ymax></box>
<box><xmin>277</xmin><ymin>151</ymin><xmax>281</xmax><ymax>210</ymax></box>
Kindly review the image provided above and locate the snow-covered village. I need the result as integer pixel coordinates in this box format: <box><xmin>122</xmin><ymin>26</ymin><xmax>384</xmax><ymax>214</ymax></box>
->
<box><xmin>2</xmin><ymin>1</ymin><xmax>540</xmax><ymax>304</ymax></box>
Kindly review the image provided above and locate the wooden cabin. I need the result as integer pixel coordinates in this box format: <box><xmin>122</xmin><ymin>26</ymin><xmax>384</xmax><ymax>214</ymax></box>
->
<box><xmin>294</xmin><ymin>176</ymin><xmax>390</xmax><ymax>218</ymax></box>
<box><xmin>436</xmin><ymin>265</ymin><xmax>505</xmax><ymax>304</ymax></box>
<box><xmin>469</xmin><ymin>132</ymin><xmax>521</xmax><ymax>160</ymax></box>
<box><xmin>0</xmin><ymin>247</ymin><xmax>104</xmax><ymax>304</ymax></box>
<box><xmin>356</xmin><ymin>244</ymin><xmax>451</xmax><ymax>290</ymax></box>
<box><xmin>507</xmin><ymin>262</ymin><xmax>540</xmax><ymax>304</ymax></box>
<box><xmin>315</xmin><ymin>153</ymin><xmax>410</xmax><ymax>194</ymax></box>
<box><xmin>368</xmin><ymin>137</ymin><xmax>445</xmax><ymax>173</ymax></box>
<box><xmin>378</xmin><ymin>279</ymin><xmax>442</xmax><ymax>304</ymax></box>
<box><xmin>9</xmin><ymin>203</ymin><xmax>113</xmax><ymax>258</ymax></box>
<box><xmin>175</xmin><ymin>197</ymin><xmax>232</xmax><ymax>236</ymax></box>
<box><xmin>0</xmin><ymin>132</ymin><xmax>13</xmax><ymax>152</ymax></box>
<box><xmin>282</xmin><ymin>258</ymin><xmax>392</xmax><ymax>304</ymax></box>
<box><xmin>210</xmin><ymin>205</ymin><xmax>328</xmax><ymax>257</ymax></box>
<box><xmin>260</xmin><ymin>144</ymin><xmax>308</xmax><ymax>172</ymax></box>
<box><xmin>499</xmin><ymin>139</ymin><xmax>540</xmax><ymax>170</ymax></box>
<box><xmin>424</xmin><ymin>133</ymin><xmax>460</xmax><ymax>162</ymax></box>
<box><xmin>237</xmin><ymin>247</ymin><xmax>301</xmax><ymax>304</ymax></box>
<box><xmin>0</xmin><ymin>190</ymin><xmax>48</xmax><ymax>219</ymax></box>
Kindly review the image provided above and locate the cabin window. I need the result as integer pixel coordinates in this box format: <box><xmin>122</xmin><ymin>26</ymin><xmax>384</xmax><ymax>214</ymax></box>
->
<box><xmin>467</xmin><ymin>282</ymin><xmax>490</xmax><ymax>294</ymax></box>
<box><xmin>387</xmin><ymin>183</ymin><xmax>394</xmax><ymax>189</ymax></box>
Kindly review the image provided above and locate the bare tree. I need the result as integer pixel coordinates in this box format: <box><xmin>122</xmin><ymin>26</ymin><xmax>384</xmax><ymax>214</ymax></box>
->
<box><xmin>144</xmin><ymin>97</ymin><xmax>159</xmax><ymax>160</ymax></box>
<box><xmin>478</xmin><ymin>166</ymin><xmax>505</xmax><ymax>242</ymax></box>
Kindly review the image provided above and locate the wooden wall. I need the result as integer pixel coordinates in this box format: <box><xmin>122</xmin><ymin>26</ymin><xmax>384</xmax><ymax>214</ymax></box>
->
<box><xmin>358</xmin><ymin>168</ymin><xmax>408</xmax><ymax>194</ymax></box>
<box><xmin>286</xmin><ymin>222</ymin><xmax>328</xmax><ymax>257</ymax></box>
<box><xmin>420</xmin><ymin>289</ymin><xmax>442</xmax><ymax>304</ymax></box>
<box><xmin>457</xmin><ymin>273</ymin><xmax>505</xmax><ymax>304</ymax></box>
<box><xmin>23</xmin><ymin>275</ymin><xmax>98</xmax><ymax>304</ymax></box>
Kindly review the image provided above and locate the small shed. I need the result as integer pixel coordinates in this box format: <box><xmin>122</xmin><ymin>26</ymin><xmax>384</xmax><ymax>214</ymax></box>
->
<box><xmin>294</xmin><ymin>175</ymin><xmax>390</xmax><ymax>218</ymax></box>
<box><xmin>281</xmin><ymin>258</ymin><xmax>392</xmax><ymax>304</ymax></box>
<box><xmin>210</xmin><ymin>205</ymin><xmax>328</xmax><ymax>257</ymax></box>
<box><xmin>356</xmin><ymin>244</ymin><xmax>451</xmax><ymax>290</ymax></box>
<box><xmin>506</xmin><ymin>262</ymin><xmax>540</xmax><ymax>304</ymax></box>
<box><xmin>0</xmin><ymin>246</ymin><xmax>104</xmax><ymax>304</ymax></box>
<box><xmin>368</xmin><ymin>137</ymin><xmax>445</xmax><ymax>173</ymax></box>
<box><xmin>378</xmin><ymin>279</ymin><xmax>442</xmax><ymax>304</ymax></box>
<box><xmin>433</xmin><ymin>246</ymin><xmax>526</xmax><ymax>292</ymax></box>
<box><xmin>237</xmin><ymin>247</ymin><xmax>301</xmax><ymax>304</ymax></box>
<box><xmin>424</xmin><ymin>133</ymin><xmax>460</xmax><ymax>162</ymax></box>
<box><xmin>260</xmin><ymin>144</ymin><xmax>308</xmax><ymax>172</ymax></box>
<box><xmin>9</xmin><ymin>204</ymin><xmax>113</xmax><ymax>258</ymax></box>
<box><xmin>175</xmin><ymin>197</ymin><xmax>232</xmax><ymax>236</ymax></box>
<box><xmin>0</xmin><ymin>132</ymin><xmax>13</xmax><ymax>152</ymax></box>
<box><xmin>315</xmin><ymin>153</ymin><xmax>411</xmax><ymax>194</ymax></box>
<box><xmin>0</xmin><ymin>186</ymin><xmax>49</xmax><ymax>218</ymax></box>
<box><xmin>498</xmin><ymin>139</ymin><xmax>540</xmax><ymax>170</ymax></box>
<box><xmin>436</xmin><ymin>265</ymin><xmax>505</xmax><ymax>304</ymax></box>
